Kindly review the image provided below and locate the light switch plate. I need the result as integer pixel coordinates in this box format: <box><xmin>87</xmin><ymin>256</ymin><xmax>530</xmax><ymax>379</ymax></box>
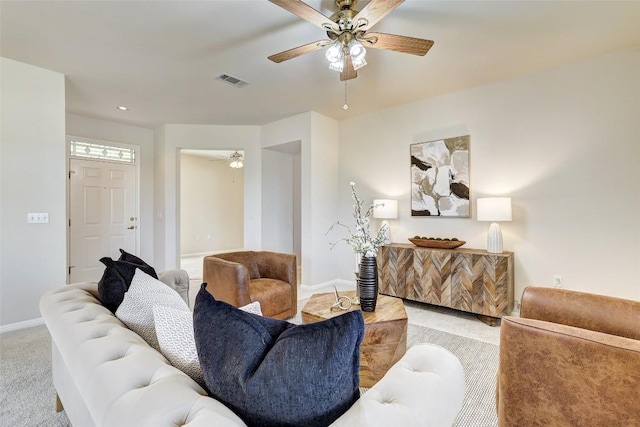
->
<box><xmin>27</xmin><ymin>213</ymin><xmax>49</xmax><ymax>223</ymax></box>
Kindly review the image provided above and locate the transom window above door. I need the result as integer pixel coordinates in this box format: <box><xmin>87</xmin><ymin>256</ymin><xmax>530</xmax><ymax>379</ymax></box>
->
<box><xmin>70</xmin><ymin>140</ymin><xmax>136</xmax><ymax>164</ymax></box>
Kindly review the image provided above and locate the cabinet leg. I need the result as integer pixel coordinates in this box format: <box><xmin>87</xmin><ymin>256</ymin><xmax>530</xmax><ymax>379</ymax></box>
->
<box><xmin>477</xmin><ymin>314</ymin><xmax>500</xmax><ymax>326</ymax></box>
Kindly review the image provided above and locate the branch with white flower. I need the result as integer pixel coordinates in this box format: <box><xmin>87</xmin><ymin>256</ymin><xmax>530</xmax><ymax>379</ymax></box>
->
<box><xmin>326</xmin><ymin>182</ymin><xmax>388</xmax><ymax>258</ymax></box>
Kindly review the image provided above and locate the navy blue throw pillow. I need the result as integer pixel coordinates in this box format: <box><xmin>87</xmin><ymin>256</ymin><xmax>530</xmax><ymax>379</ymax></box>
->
<box><xmin>97</xmin><ymin>250</ymin><xmax>158</xmax><ymax>312</ymax></box>
<box><xmin>193</xmin><ymin>284</ymin><xmax>364</xmax><ymax>427</ymax></box>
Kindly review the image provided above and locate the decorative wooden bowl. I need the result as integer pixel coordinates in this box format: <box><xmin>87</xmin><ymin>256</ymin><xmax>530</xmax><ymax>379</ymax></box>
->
<box><xmin>408</xmin><ymin>238</ymin><xmax>466</xmax><ymax>249</ymax></box>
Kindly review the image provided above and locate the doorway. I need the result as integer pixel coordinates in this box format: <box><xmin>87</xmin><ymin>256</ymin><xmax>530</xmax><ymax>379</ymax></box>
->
<box><xmin>67</xmin><ymin>139</ymin><xmax>138</xmax><ymax>283</ymax></box>
<box><xmin>179</xmin><ymin>150</ymin><xmax>244</xmax><ymax>282</ymax></box>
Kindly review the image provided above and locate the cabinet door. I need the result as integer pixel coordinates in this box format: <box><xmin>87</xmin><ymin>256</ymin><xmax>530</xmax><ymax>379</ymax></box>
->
<box><xmin>411</xmin><ymin>248</ymin><xmax>452</xmax><ymax>306</ymax></box>
<box><xmin>451</xmin><ymin>252</ymin><xmax>511</xmax><ymax>316</ymax></box>
<box><xmin>378</xmin><ymin>245</ymin><xmax>413</xmax><ymax>298</ymax></box>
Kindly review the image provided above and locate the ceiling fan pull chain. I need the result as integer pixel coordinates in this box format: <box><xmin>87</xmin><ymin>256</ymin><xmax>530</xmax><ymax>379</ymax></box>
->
<box><xmin>343</xmin><ymin>80</ymin><xmax>349</xmax><ymax>110</ymax></box>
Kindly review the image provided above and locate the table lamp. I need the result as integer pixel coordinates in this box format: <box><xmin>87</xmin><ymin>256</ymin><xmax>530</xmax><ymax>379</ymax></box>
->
<box><xmin>477</xmin><ymin>197</ymin><xmax>512</xmax><ymax>253</ymax></box>
<box><xmin>373</xmin><ymin>199</ymin><xmax>398</xmax><ymax>244</ymax></box>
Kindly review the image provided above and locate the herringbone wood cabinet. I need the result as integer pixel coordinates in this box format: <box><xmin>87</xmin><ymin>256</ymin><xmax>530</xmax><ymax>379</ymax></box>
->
<box><xmin>378</xmin><ymin>244</ymin><xmax>514</xmax><ymax>321</ymax></box>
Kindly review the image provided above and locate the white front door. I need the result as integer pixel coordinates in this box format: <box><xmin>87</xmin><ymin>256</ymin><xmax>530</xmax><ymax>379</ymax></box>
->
<box><xmin>69</xmin><ymin>158</ymin><xmax>137</xmax><ymax>282</ymax></box>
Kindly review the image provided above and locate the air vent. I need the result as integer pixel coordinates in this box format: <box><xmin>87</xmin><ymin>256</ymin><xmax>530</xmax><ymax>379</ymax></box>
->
<box><xmin>215</xmin><ymin>74</ymin><xmax>250</xmax><ymax>88</ymax></box>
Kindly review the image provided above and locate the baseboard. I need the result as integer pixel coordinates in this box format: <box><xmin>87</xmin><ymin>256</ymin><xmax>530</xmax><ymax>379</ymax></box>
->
<box><xmin>300</xmin><ymin>279</ymin><xmax>355</xmax><ymax>292</ymax></box>
<box><xmin>181</xmin><ymin>248</ymin><xmax>245</xmax><ymax>258</ymax></box>
<box><xmin>0</xmin><ymin>317</ymin><xmax>45</xmax><ymax>334</ymax></box>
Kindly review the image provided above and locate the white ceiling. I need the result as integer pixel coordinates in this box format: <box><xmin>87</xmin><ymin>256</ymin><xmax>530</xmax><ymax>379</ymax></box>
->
<box><xmin>2</xmin><ymin>1</ymin><xmax>639</xmax><ymax>129</ymax></box>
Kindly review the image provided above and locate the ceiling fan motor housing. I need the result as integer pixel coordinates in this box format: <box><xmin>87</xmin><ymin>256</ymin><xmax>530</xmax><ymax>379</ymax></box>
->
<box><xmin>328</xmin><ymin>9</ymin><xmax>359</xmax><ymax>38</ymax></box>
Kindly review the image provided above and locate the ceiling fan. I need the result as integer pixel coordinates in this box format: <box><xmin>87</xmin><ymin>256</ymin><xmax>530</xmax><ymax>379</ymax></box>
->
<box><xmin>267</xmin><ymin>0</ymin><xmax>434</xmax><ymax>81</ymax></box>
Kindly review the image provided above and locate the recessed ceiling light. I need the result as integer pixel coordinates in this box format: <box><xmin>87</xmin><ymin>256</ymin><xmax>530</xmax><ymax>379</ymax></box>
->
<box><xmin>116</xmin><ymin>106</ymin><xmax>129</xmax><ymax>111</ymax></box>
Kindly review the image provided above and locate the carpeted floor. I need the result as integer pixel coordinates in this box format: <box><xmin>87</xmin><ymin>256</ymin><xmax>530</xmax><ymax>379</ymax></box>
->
<box><xmin>0</xmin><ymin>321</ymin><xmax>498</xmax><ymax>427</ymax></box>
<box><xmin>0</xmin><ymin>326</ymin><xmax>70</xmax><ymax>427</ymax></box>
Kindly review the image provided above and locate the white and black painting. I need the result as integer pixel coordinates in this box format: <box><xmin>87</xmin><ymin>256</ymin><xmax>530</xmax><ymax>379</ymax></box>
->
<box><xmin>411</xmin><ymin>135</ymin><xmax>470</xmax><ymax>217</ymax></box>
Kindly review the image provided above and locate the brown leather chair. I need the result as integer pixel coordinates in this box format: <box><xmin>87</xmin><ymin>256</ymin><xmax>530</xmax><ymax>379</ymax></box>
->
<box><xmin>497</xmin><ymin>286</ymin><xmax>640</xmax><ymax>426</ymax></box>
<box><xmin>202</xmin><ymin>251</ymin><xmax>297</xmax><ymax>319</ymax></box>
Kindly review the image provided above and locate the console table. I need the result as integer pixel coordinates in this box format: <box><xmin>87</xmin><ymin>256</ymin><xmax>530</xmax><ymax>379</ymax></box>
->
<box><xmin>378</xmin><ymin>244</ymin><xmax>514</xmax><ymax>325</ymax></box>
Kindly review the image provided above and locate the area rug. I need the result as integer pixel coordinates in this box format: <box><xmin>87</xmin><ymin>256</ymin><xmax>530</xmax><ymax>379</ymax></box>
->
<box><xmin>0</xmin><ymin>322</ymin><xmax>498</xmax><ymax>427</ymax></box>
<box><xmin>407</xmin><ymin>324</ymin><xmax>499</xmax><ymax>427</ymax></box>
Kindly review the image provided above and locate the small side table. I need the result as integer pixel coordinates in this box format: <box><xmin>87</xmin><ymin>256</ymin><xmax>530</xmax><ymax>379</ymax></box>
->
<box><xmin>301</xmin><ymin>291</ymin><xmax>408</xmax><ymax>387</ymax></box>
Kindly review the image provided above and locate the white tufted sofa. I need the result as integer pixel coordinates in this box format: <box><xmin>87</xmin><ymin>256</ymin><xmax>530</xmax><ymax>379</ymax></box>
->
<box><xmin>40</xmin><ymin>279</ymin><xmax>465</xmax><ymax>427</ymax></box>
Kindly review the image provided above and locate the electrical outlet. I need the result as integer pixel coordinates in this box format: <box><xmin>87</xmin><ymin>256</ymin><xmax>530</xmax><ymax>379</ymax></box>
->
<box><xmin>553</xmin><ymin>275</ymin><xmax>563</xmax><ymax>288</ymax></box>
<box><xmin>514</xmin><ymin>300</ymin><xmax>521</xmax><ymax>311</ymax></box>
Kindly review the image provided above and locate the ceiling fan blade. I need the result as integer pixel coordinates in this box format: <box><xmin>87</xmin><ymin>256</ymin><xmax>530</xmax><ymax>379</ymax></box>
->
<box><xmin>340</xmin><ymin>55</ymin><xmax>357</xmax><ymax>81</ymax></box>
<box><xmin>269</xmin><ymin>0</ymin><xmax>335</xmax><ymax>31</ymax></box>
<box><xmin>354</xmin><ymin>0</ymin><xmax>404</xmax><ymax>30</ymax></box>
<box><xmin>363</xmin><ymin>32</ymin><xmax>434</xmax><ymax>56</ymax></box>
<box><xmin>268</xmin><ymin>40</ymin><xmax>333</xmax><ymax>63</ymax></box>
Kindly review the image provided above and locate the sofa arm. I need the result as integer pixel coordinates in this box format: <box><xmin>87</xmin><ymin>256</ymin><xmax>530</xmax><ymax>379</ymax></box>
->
<box><xmin>158</xmin><ymin>269</ymin><xmax>190</xmax><ymax>306</ymax></box>
<box><xmin>520</xmin><ymin>286</ymin><xmax>640</xmax><ymax>340</ymax></box>
<box><xmin>497</xmin><ymin>316</ymin><xmax>640</xmax><ymax>426</ymax></box>
<box><xmin>331</xmin><ymin>344</ymin><xmax>465</xmax><ymax>427</ymax></box>
<box><xmin>203</xmin><ymin>256</ymin><xmax>252</xmax><ymax>307</ymax></box>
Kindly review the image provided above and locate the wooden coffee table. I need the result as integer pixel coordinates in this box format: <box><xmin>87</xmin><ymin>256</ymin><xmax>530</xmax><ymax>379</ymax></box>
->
<box><xmin>301</xmin><ymin>291</ymin><xmax>408</xmax><ymax>387</ymax></box>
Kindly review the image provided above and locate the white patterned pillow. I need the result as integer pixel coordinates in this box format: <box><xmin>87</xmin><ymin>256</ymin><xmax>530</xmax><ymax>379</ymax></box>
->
<box><xmin>153</xmin><ymin>305</ymin><xmax>203</xmax><ymax>384</ymax></box>
<box><xmin>240</xmin><ymin>301</ymin><xmax>262</xmax><ymax>316</ymax></box>
<box><xmin>115</xmin><ymin>269</ymin><xmax>189</xmax><ymax>351</ymax></box>
<box><xmin>152</xmin><ymin>300</ymin><xmax>262</xmax><ymax>384</ymax></box>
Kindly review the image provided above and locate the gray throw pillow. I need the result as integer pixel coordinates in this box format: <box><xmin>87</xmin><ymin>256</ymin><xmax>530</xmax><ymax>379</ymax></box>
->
<box><xmin>193</xmin><ymin>284</ymin><xmax>364</xmax><ymax>427</ymax></box>
<box><xmin>116</xmin><ymin>269</ymin><xmax>189</xmax><ymax>351</ymax></box>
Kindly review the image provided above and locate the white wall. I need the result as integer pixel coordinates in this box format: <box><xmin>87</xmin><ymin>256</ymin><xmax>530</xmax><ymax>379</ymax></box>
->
<box><xmin>261</xmin><ymin>149</ymin><xmax>294</xmax><ymax>254</ymax></box>
<box><xmin>154</xmin><ymin>124</ymin><xmax>261</xmax><ymax>272</ymax></box>
<box><xmin>308</xmin><ymin>113</ymin><xmax>341</xmax><ymax>285</ymax></box>
<box><xmin>1</xmin><ymin>58</ymin><xmax>66</xmax><ymax>327</ymax></box>
<box><xmin>180</xmin><ymin>153</ymin><xmax>244</xmax><ymax>254</ymax></box>
<box><xmin>338</xmin><ymin>49</ymin><xmax>640</xmax><ymax>302</ymax></box>
<box><xmin>66</xmin><ymin>114</ymin><xmax>155</xmax><ymax>263</ymax></box>
<box><xmin>292</xmin><ymin>151</ymin><xmax>302</xmax><ymax>266</ymax></box>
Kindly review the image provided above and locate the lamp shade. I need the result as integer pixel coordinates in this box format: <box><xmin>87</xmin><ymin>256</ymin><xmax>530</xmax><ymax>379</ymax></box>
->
<box><xmin>373</xmin><ymin>199</ymin><xmax>398</xmax><ymax>219</ymax></box>
<box><xmin>477</xmin><ymin>197</ymin><xmax>512</xmax><ymax>222</ymax></box>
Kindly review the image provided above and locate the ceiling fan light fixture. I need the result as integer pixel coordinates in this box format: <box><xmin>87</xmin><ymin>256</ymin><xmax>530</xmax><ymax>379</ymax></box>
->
<box><xmin>348</xmin><ymin>39</ymin><xmax>366</xmax><ymax>61</ymax></box>
<box><xmin>352</xmin><ymin>57</ymin><xmax>367</xmax><ymax>70</ymax></box>
<box><xmin>229</xmin><ymin>151</ymin><xmax>244</xmax><ymax>169</ymax></box>
<box><xmin>329</xmin><ymin>60</ymin><xmax>344</xmax><ymax>72</ymax></box>
<box><xmin>325</xmin><ymin>42</ymin><xmax>343</xmax><ymax>64</ymax></box>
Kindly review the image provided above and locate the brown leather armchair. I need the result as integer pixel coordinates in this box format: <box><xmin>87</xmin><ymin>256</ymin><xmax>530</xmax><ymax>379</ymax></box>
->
<box><xmin>202</xmin><ymin>251</ymin><xmax>297</xmax><ymax>319</ymax></box>
<box><xmin>497</xmin><ymin>286</ymin><xmax>640</xmax><ymax>426</ymax></box>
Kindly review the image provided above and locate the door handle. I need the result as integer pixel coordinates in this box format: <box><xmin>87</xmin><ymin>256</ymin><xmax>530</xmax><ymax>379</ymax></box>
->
<box><xmin>127</xmin><ymin>225</ymin><xmax>136</xmax><ymax>230</ymax></box>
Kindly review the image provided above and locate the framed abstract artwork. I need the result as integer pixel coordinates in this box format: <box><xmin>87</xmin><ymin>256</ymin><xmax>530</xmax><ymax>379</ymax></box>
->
<box><xmin>410</xmin><ymin>135</ymin><xmax>470</xmax><ymax>217</ymax></box>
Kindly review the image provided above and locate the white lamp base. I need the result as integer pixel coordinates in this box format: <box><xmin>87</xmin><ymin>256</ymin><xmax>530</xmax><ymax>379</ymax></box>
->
<box><xmin>486</xmin><ymin>222</ymin><xmax>503</xmax><ymax>253</ymax></box>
